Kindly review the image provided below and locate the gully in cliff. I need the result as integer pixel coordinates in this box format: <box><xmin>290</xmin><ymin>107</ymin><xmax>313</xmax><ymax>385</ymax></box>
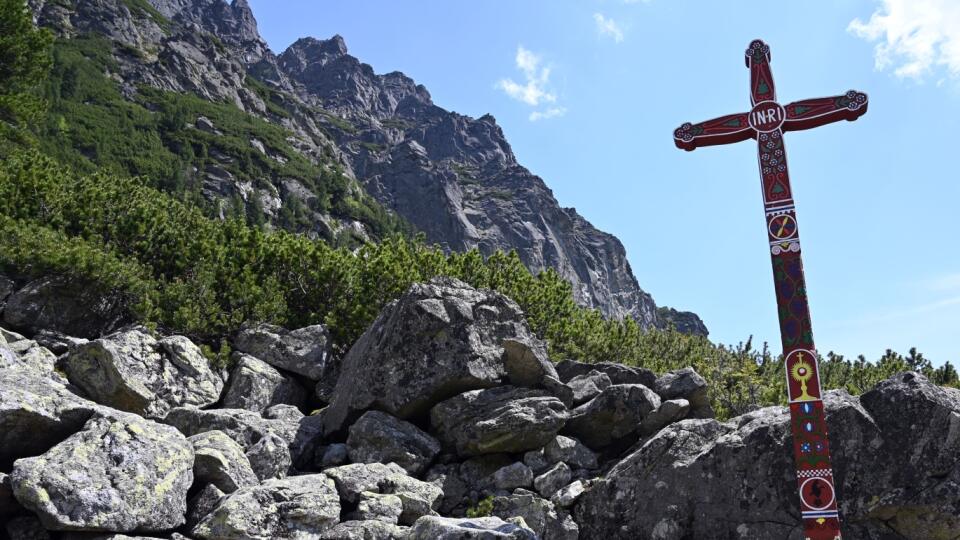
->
<box><xmin>673</xmin><ymin>39</ymin><xmax>868</xmax><ymax>540</ymax></box>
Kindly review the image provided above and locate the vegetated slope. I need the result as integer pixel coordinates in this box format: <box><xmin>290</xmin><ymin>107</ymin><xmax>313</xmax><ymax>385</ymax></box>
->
<box><xmin>27</xmin><ymin>0</ymin><xmax>705</xmax><ymax>331</ymax></box>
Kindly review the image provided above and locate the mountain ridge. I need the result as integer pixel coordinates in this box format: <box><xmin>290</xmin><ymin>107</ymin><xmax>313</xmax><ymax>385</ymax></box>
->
<box><xmin>28</xmin><ymin>0</ymin><xmax>706</xmax><ymax>334</ymax></box>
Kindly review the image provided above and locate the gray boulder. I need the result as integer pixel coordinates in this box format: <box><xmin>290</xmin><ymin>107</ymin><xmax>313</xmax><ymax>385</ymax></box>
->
<box><xmin>350</xmin><ymin>491</ymin><xmax>404</xmax><ymax>524</ymax></box>
<box><xmin>323</xmin><ymin>278</ymin><xmax>541</xmax><ymax>434</ymax></box>
<box><xmin>493</xmin><ymin>462</ymin><xmax>534</xmax><ymax>491</ymax></box>
<box><xmin>550</xmin><ymin>480</ymin><xmax>586</xmax><ymax>509</ymax></box>
<box><xmin>162</xmin><ymin>407</ymin><xmax>296</xmax><ymax>480</ymax></box>
<box><xmin>32</xmin><ymin>329</ymin><xmax>88</xmax><ymax>356</ymax></box>
<box><xmin>192</xmin><ymin>474</ymin><xmax>340</xmax><ymax>539</ymax></box>
<box><xmin>221</xmin><ymin>353</ymin><xmax>306</xmax><ymax>412</ymax></box>
<box><xmin>244</xmin><ymin>430</ymin><xmax>292</xmax><ymax>481</ymax></box>
<box><xmin>233</xmin><ymin>323</ymin><xmax>331</xmax><ymax>380</ymax></box>
<box><xmin>320</xmin><ymin>520</ymin><xmax>409</xmax><ymax>539</ymax></box>
<box><xmin>534</xmin><ymin>462</ymin><xmax>572</xmax><ymax>498</ymax></box>
<box><xmin>63</xmin><ymin>328</ymin><xmax>223</xmax><ymax>419</ymax></box>
<box><xmin>185</xmin><ymin>483</ymin><xmax>225</xmax><ymax>530</ymax></box>
<box><xmin>0</xmin><ymin>365</ymin><xmax>101</xmax><ymax>468</ymax></box>
<box><xmin>574</xmin><ymin>372</ymin><xmax>960</xmax><ymax>540</ymax></box>
<box><xmin>425</xmin><ymin>454</ymin><xmax>514</xmax><ymax>516</ymax></box>
<box><xmin>522</xmin><ymin>448</ymin><xmax>551</xmax><ymax>474</ymax></box>
<box><xmin>431</xmin><ymin>386</ymin><xmax>569</xmax><ymax>457</ymax></box>
<box><xmin>346</xmin><ymin>410</ymin><xmax>441</xmax><ymax>475</ymax></box>
<box><xmin>654</xmin><ymin>367</ymin><xmax>711</xmax><ymax>417</ymax></box>
<box><xmin>492</xmin><ymin>488</ymin><xmax>579</xmax><ymax>540</ymax></box>
<box><xmin>11</xmin><ymin>414</ymin><xmax>194</xmax><ymax>532</ymax></box>
<box><xmin>189</xmin><ymin>430</ymin><xmax>258</xmax><ymax>493</ymax></box>
<box><xmin>2</xmin><ymin>276</ymin><xmax>126</xmax><ymax>338</ymax></box>
<box><xmin>543</xmin><ymin>436</ymin><xmax>598</xmax><ymax>469</ymax></box>
<box><xmin>325</xmin><ymin>462</ymin><xmax>443</xmax><ymax>525</ymax></box>
<box><xmin>408</xmin><ymin>516</ymin><xmax>538</xmax><ymax>539</ymax></box>
<box><xmin>318</xmin><ymin>442</ymin><xmax>349</xmax><ymax>469</ymax></box>
<box><xmin>563</xmin><ymin>384</ymin><xmax>660</xmax><ymax>449</ymax></box>
<box><xmin>566</xmin><ymin>370</ymin><xmax>611</xmax><ymax>406</ymax></box>
<box><xmin>555</xmin><ymin>360</ymin><xmax>656</xmax><ymax>388</ymax></box>
<box><xmin>639</xmin><ymin>398</ymin><xmax>690</xmax><ymax>436</ymax></box>
<box><xmin>501</xmin><ymin>338</ymin><xmax>558</xmax><ymax>388</ymax></box>
<box><xmin>0</xmin><ymin>332</ymin><xmax>58</xmax><ymax>376</ymax></box>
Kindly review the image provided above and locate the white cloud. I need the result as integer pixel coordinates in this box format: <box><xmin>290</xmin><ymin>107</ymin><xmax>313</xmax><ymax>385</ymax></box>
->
<box><xmin>593</xmin><ymin>13</ymin><xmax>624</xmax><ymax>43</ymax></box>
<box><xmin>529</xmin><ymin>107</ymin><xmax>567</xmax><ymax>121</ymax></box>
<box><xmin>496</xmin><ymin>46</ymin><xmax>557</xmax><ymax>106</ymax></box>
<box><xmin>849</xmin><ymin>0</ymin><xmax>960</xmax><ymax>81</ymax></box>
<box><xmin>496</xmin><ymin>46</ymin><xmax>565</xmax><ymax>121</ymax></box>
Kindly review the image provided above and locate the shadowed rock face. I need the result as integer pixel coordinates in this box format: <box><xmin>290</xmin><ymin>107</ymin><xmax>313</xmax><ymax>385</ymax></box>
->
<box><xmin>574</xmin><ymin>372</ymin><xmax>960</xmax><ymax>540</ymax></box>
<box><xmin>28</xmin><ymin>0</ymin><xmax>705</xmax><ymax>331</ymax></box>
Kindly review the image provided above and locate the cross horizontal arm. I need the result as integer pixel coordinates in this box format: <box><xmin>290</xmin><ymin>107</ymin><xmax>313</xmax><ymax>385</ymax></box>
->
<box><xmin>673</xmin><ymin>113</ymin><xmax>751</xmax><ymax>151</ymax></box>
<box><xmin>784</xmin><ymin>91</ymin><xmax>868</xmax><ymax>132</ymax></box>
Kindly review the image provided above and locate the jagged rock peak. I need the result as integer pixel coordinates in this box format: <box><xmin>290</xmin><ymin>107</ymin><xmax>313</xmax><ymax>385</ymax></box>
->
<box><xmin>279</xmin><ymin>34</ymin><xmax>433</xmax><ymax>117</ymax></box>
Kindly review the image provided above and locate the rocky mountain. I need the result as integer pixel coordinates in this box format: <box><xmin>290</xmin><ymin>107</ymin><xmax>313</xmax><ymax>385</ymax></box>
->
<box><xmin>27</xmin><ymin>0</ymin><xmax>705</xmax><ymax>333</ymax></box>
<box><xmin>1</xmin><ymin>276</ymin><xmax>956</xmax><ymax>539</ymax></box>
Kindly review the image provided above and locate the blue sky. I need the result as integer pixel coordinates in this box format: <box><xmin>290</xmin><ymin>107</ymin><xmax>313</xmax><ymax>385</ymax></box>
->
<box><xmin>248</xmin><ymin>0</ymin><xmax>960</xmax><ymax>365</ymax></box>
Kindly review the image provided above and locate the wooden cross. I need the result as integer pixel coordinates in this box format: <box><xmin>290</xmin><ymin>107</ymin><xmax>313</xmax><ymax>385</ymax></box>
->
<box><xmin>674</xmin><ymin>39</ymin><xmax>867</xmax><ymax>540</ymax></box>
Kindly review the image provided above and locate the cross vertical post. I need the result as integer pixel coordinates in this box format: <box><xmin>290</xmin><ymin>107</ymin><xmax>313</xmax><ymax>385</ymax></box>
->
<box><xmin>674</xmin><ymin>39</ymin><xmax>867</xmax><ymax>540</ymax></box>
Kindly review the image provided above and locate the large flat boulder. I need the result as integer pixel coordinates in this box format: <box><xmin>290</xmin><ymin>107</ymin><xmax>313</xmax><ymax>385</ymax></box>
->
<box><xmin>574</xmin><ymin>372</ymin><xmax>960</xmax><ymax>540</ymax></box>
<box><xmin>233</xmin><ymin>323</ymin><xmax>332</xmax><ymax>380</ymax></box>
<box><xmin>430</xmin><ymin>386</ymin><xmax>569</xmax><ymax>457</ymax></box>
<box><xmin>346</xmin><ymin>410</ymin><xmax>441</xmax><ymax>475</ymax></box>
<box><xmin>62</xmin><ymin>328</ymin><xmax>223</xmax><ymax>419</ymax></box>
<box><xmin>192</xmin><ymin>474</ymin><xmax>340</xmax><ymax>539</ymax></box>
<box><xmin>11</xmin><ymin>414</ymin><xmax>194</xmax><ymax>532</ymax></box>
<box><xmin>323</xmin><ymin>277</ymin><xmax>542</xmax><ymax>434</ymax></box>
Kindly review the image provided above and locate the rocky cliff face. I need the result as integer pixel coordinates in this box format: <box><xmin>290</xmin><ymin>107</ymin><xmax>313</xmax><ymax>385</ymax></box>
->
<box><xmin>29</xmin><ymin>0</ymin><xmax>705</xmax><ymax>333</ymax></box>
<box><xmin>1</xmin><ymin>278</ymin><xmax>955</xmax><ymax>539</ymax></box>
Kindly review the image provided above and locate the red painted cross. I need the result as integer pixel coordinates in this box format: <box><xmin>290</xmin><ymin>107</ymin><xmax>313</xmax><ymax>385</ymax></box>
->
<box><xmin>673</xmin><ymin>39</ymin><xmax>867</xmax><ymax>540</ymax></box>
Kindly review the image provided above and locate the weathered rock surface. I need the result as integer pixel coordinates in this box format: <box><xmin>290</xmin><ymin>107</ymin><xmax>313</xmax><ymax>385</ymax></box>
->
<box><xmin>0</xmin><ymin>365</ymin><xmax>101</xmax><ymax>469</ymax></box>
<box><xmin>574</xmin><ymin>372</ymin><xmax>960</xmax><ymax>540</ymax></box>
<box><xmin>162</xmin><ymin>406</ymin><xmax>299</xmax><ymax>480</ymax></box>
<box><xmin>324</xmin><ymin>278</ymin><xmax>541</xmax><ymax>433</ymax></box>
<box><xmin>653</xmin><ymin>367</ymin><xmax>711</xmax><ymax>417</ymax></box>
<box><xmin>2</xmin><ymin>277</ymin><xmax>127</xmax><ymax>338</ymax></box>
<box><xmin>185</xmin><ymin>483</ymin><xmax>225</xmax><ymax>530</ymax></box>
<box><xmin>233</xmin><ymin>323</ymin><xmax>332</xmax><ymax>380</ymax></box>
<box><xmin>325</xmin><ymin>462</ymin><xmax>443</xmax><ymax>525</ymax></box>
<box><xmin>563</xmin><ymin>384</ymin><xmax>660</xmax><ymax>449</ymax></box>
<box><xmin>492</xmin><ymin>489</ymin><xmax>579</xmax><ymax>540</ymax></box>
<box><xmin>11</xmin><ymin>414</ymin><xmax>194</xmax><ymax>532</ymax></box>
<box><xmin>320</xmin><ymin>520</ymin><xmax>409</xmax><ymax>539</ymax></box>
<box><xmin>501</xmin><ymin>338</ymin><xmax>559</xmax><ymax>388</ymax></box>
<box><xmin>566</xmin><ymin>370</ymin><xmax>611</xmax><ymax>406</ymax></box>
<box><xmin>221</xmin><ymin>353</ymin><xmax>307</xmax><ymax>412</ymax></box>
<box><xmin>639</xmin><ymin>398</ymin><xmax>690</xmax><ymax>436</ymax></box>
<box><xmin>543</xmin><ymin>436</ymin><xmax>598</xmax><ymax>470</ymax></box>
<box><xmin>346</xmin><ymin>410</ymin><xmax>441</xmax><ymax>475</ymax></box>
<box><xmin>350</xmin><ymin>491</ymin><xmax>404</xmax><ymax>524</ymax></box>
<box><xmin>63</xmin><ymin>328</ymin><xmax>223</xmax><ymax>419</ymax></box>
<box><xmin>0</xmin><ymin>471</ymin><xmax>22</xmax><ymax>519</ymax></box>
<box><xmin>555</xmin><ymin>360</ymin><xmax>657</xmax><ymax>388</ymax></box>
<box><xmin>192</xmin><ymin>474</ymin><xmax>340</xmax><ymax>539</ymax></box>
<box><xmin>534</xmin><ymin>462</ymin><xmax>572</xmax><ymax>499</ymax></box>
<box><xmin>189</xmin><ymin>430</ymin><xmax>258</xmax><ymax>493</ymax></box>
<box><xmin>408</xmin><ymin>515</ymin><xmax>538</xmax><ymax>539</ymax></box>
<box><xmin>493</xmin><ymin>462</ymin><xmax>534</xmax><ymax>491</ymax></box>
<box><xmin>431</xmin><ymin>386</ymin><xmax>569</xmax><ymax>457</ymax></box>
